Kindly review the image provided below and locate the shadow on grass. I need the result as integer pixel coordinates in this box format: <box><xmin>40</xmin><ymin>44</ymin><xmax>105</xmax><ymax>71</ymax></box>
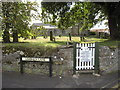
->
<box><xmin>99</xmin><ymin>39</ymin><xmax>120</xmax><ymax>48</ymax></box>
<box><xmin>2</xmin><ymin>42</ymin><xmax>29</xmax><ymax>44</ymax></box>
<box><xmin>2</xmin><ymin>42</ymin><xmax>45</xmax><ymax>49</ymax></box>
<box><xmin>47</xmin><ymin>41</ymin><xmax>66</xmax><ymax>45</ymax></box>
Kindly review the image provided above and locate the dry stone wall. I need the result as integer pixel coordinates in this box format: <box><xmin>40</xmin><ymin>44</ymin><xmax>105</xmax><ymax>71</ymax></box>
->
<box><xmin>2</xmin><ymin>46</ymin><xmax>119</xmax><ymax>76</ymax></box>
<box><xmin>99</xmin><ymin>46</ymin><xmax>118</xmax><ymax>74</ymax></box>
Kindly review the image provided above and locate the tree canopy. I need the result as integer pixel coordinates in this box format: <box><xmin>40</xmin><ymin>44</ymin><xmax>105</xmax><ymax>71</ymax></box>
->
<box><xmin>95</xmin><ymin>2</ymin><xmax>120</xmax><ymax>40</ymax></box>
<box><xmin>41</xmin><ymin>2</ymin><xmax>72</xmax><ymax>25</ymax></box>
<box><xmin>2</xmin><ymin>2</ymin><xmax>39</xmax><ymax>43</ymax></box>
<box><xmin>41</xmin><ymin>2</ymin><xmax>120</xmax><ymax>40</ymax></box>
<box><xmin>58</xmin><ymin>2</ymin><xmax>105</xmax><ymax>31</ymax></box>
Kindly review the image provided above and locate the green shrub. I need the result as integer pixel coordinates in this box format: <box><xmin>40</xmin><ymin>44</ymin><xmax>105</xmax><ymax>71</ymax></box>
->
<box><xmin>89</xmin><ymin>32</ymin><xmax>96</xmax><ymax>35</ymax></box>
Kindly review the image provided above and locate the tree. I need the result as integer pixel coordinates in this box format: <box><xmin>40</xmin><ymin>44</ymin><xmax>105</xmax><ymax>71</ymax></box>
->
<box><xmin>2</xmin><ymin>2</ymin><xmax>38</xmax><ymax>43</ymax></box>
<box><xmin>2</xmin><ymin>2</ymin><xmax>11</xmax><ymax>43</ymax></box>
<box><xmin>41</xmin><ymin>2</ymin><xmax>104</xmax><ymax>41</ymax></box>
<box><xmin>59</xmin><ymin>2</ymin><xmax>104</xmax><ymax>41</ymax></box>
<box><xmin>41</xmin><ymin>2</ymin><xmax>73</xmax><ymax>41</ymax></box>
<box><xmin>41</xmin><ymin>2</ymin><xmax>72</xmax><ymax>25</ymax></box>
<box><xmin>41</xmin><ymin>2</ymin><xmax>120</xmax><ymax>40</ymax></box>
<box><xmin>95</xmin><ymin>2</ymin><xmax>120</xmax><ymax>40</ymax></box>
<box><xmin>39</xmin><ymin>26</ymin><xmax>47</xmax><ymax>39</ymax></box>
<box><xmin>50</xmin><ymin>31</ymin><xmax>53</xmax><ymax>41</ymax></box>
<box><xmin>31</xmin><ymin>25</ymin><xmax>47</xmax><ymax>39</ymax></box>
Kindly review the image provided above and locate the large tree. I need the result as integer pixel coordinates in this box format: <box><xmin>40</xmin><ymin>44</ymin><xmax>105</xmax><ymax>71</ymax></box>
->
<box><xmin>58</xmin><ymin>2</ymin><xmax>104</xmax><ymax>34</ymax></box>
<box><xmin>2</xmin><ymin>2</ymin><xmax>38</xmax><ymax>43</ymax></box>
<box><xmin>41</xmin><ymin>2</ymin><xmax>120</xmax><ymax>40</ymax></box>
<box><xmin>2</xmin><ymin>2</ymin><xmax>11</xmax><ymax>43</ymax></box>
<box><xmin>95</xmin><ymin>2</ymin><xmax>120</xmax><ymax>40</ymax></box>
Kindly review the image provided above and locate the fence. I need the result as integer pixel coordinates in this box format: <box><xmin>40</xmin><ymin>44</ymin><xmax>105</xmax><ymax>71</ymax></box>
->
<box><xmin>73</xmin><ymin>42</ymin><xmax>99</xmax><ymax>74</ymax></box>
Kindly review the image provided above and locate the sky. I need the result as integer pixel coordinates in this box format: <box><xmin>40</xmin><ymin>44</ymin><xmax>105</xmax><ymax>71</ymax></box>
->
<box><xmin>26</xmin><ymin>0</ymin><xmax>108</xmax><ymax>29</ymax></box>
<box><xmin>90</xmin><ymin>20</ymin><xmax>108</xmax><ymax>30</ymax></box>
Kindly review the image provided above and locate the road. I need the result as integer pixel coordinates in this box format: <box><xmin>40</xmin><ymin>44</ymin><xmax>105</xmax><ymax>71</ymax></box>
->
<box><xmin>2</xmin><ymin>71</ymin><xmax>119</xmax><ymax>89</ymax></box>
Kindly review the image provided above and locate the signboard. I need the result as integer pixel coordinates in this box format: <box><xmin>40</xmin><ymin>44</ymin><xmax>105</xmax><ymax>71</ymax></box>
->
<box><xmin>20</xmin><ymin>56</ymin><xmax>52</xmax><ymax>77</ymax></box>
<box><xmin>80</xmin><ymin>47</ymin><xmax>92</xmax><ymax>61</ymax></box>
<box><xmin>22</xmin><ymin>57</ymin><xmax>50</xmax><ymax>62</ymax></box>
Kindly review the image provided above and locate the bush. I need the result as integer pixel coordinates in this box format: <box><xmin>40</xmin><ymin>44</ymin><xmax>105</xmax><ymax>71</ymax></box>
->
<box><xmin>89</xmin><ymin>32</ymin><xmax>96</xmax><ymax>35</ymax></box>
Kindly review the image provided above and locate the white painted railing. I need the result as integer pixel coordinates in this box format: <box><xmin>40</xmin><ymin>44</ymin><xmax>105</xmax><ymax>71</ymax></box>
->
<box><xmin>76</xmin><ymin>43</ymin><xmax>95</xmax><ymax>70</ymax></box>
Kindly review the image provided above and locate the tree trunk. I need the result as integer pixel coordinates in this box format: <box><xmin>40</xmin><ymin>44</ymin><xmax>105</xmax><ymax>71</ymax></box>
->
<box><xmin>3</xmin><ymin>30</ymin><xmax>10</xmax><ymax>43</ymax></box>
<box><xmin>108</xmin><ymin>14</ymin><xmax>119</xmax><ymax>40</ymax></box>
<box><xmin>68</xmin><ymin>33</ymin><xmax>71</xmax><ymax>41</ymax></box>
<box><xmin>78</xmin><ymin>24</ymin><xmax>80</xmax><ymax>36</ymax></box>
<box><xmin>80</xmin><ymin>32</ymin><xmax>85</xmax><ymax>41</ymax></box>
<box><xmin>13</xmin><ymin>30</ymin><xmax>18</xmax><ymax>42</ymax></box>
<box><xmin>71</xmin><ymin>26</ymin><xmax>74</xmax><ymax>36</ymax></box>
<box><xmin>3</xmin><ymin>23</ymin><xmax>10</xmax><ymax>43</ymax></box>
<box><xmin>50</xmin><ymin>31</ymin><xmax>53</xmax><ymax>41</ymax></box>
<box><xmin>98</xmin><ymin>32</ymin><xmax>101</xmax><ymax>38</ymax></box>
<box><xmin>31</xmin><ymin>36</ymin><xmax>36</xmax><ymax>39</ymax></box>
<box><xmin>116</xmin><ymin>15</ymin><xmax>120</xmax><ymax>39</ymax></box>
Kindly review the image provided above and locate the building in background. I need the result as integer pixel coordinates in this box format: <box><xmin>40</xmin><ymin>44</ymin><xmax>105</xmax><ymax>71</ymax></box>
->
<box><xmin>32</xmin><ymin>23</ymin><xmax>71</xmax><ymax>36</ymax></box>
<box><xmin>90</xmin><ymin>28</ymin><xmax>110</xmax><ymax>38</ymax></box>
<box><xmin>32</xmin><ymin>21</ymin><xmax>110</xmax><ymax>38</ymax></box>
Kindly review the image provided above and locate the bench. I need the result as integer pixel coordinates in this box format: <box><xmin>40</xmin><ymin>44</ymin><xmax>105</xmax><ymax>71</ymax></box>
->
<box><xmin>20</xmin><ymin>56</ymin><xmax>52</xmax><ymax>77</ymax></box>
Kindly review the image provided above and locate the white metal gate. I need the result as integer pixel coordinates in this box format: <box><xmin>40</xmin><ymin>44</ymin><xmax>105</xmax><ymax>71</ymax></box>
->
<box><xmin>76</xmin><ymin>43</ymin><xmax>95</xmax><ymax>70</ymax></box>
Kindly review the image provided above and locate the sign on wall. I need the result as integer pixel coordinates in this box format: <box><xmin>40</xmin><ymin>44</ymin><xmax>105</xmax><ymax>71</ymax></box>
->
<box><xmin>22</xmin><ymin>57</ymin><xmax>50</xmax><ymax>62</ymax></box>
<box><xmin>80</xmin><ymin>47</ymin><xmax>92</xmax><ymax>62</ymax></box>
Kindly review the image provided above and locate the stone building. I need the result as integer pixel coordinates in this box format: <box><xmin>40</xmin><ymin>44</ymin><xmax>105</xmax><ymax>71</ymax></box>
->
<box><xmin>32</xmin><ymin>23</ymin><xmax>72</xmax><ymax>36</ymax></box>
<box><xmin>90</xmin><ymin>28</ymin><xmax>110</xmax><ymax>38</ymax></box>
<box><xmin>32</xmin><ymin>23</ymin><xmax>89</xmax><ymax>36</ymax></box>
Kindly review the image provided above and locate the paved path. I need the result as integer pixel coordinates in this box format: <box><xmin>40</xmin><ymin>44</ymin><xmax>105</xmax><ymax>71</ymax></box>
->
<box><xmin>2</xmin><ymin>71</ymin><xmax>119</xmax><ymax>89</ymax></box>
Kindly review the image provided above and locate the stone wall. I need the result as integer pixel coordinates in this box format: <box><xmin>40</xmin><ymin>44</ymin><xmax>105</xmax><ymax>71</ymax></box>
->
<box><xmin>99</xmin><ymin>46</ymin><xmax>118</xmax><ymax>74</ymax></box>
<box><xmin>2</xmin><ymin>46</ymin><xmax>119</xmax><ymax>76</ymax></box>
<box><xmin>55</xmin><ymin>46</ymin><xmax>119</xmax><ymax>75</ymax></box>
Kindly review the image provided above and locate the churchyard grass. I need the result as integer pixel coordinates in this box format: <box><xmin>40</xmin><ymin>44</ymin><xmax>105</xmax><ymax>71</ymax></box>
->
<box><xmin>2</xmin><ymin>36</ymin><xmax>119</xmax><ymax>48</ymax></box>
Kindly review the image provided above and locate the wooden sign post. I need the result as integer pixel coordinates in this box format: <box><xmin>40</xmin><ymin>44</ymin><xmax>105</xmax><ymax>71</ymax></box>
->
<box><xmin>20</xmin><ymin>56</ymin><xmax>53</xmax><ymax>77</ymax></box>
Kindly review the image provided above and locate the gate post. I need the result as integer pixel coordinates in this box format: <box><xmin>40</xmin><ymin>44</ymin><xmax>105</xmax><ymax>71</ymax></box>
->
<box><xmin>49</xmin><ymin>57</ymin><xmax>52</xmax><ymax>77</ymax></box>
<box><xmin>73</xmin><ymin>42</ymin><xmax>77</xmax><ymax>74</ymax></box>
<box><xmin>20</xmin><ymin>55</ymin><xmax>23</xmax><ymax>74</ymax></box>
<box><xmin>95</xmin><ymin>42</ymin><xmax>100</xmax><ymax>74</ymax></box>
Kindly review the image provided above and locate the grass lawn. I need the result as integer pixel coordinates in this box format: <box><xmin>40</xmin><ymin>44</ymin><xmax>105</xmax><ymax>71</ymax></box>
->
<box><xmin>2</xmin><ymin>36</ymin><xmax>119</xmax><ymax>56</ymax></box>
<box><xmin>2</xmin><ymin>36</ymin><xmax>120</xmax><ymax>48</ymax></box>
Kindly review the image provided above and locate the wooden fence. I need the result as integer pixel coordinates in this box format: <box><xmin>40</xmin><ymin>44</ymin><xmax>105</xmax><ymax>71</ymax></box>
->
<box><xmin>73</xmin><ymin>42</ymin><xmax>99</xmax><ymax>74</ymax></box>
